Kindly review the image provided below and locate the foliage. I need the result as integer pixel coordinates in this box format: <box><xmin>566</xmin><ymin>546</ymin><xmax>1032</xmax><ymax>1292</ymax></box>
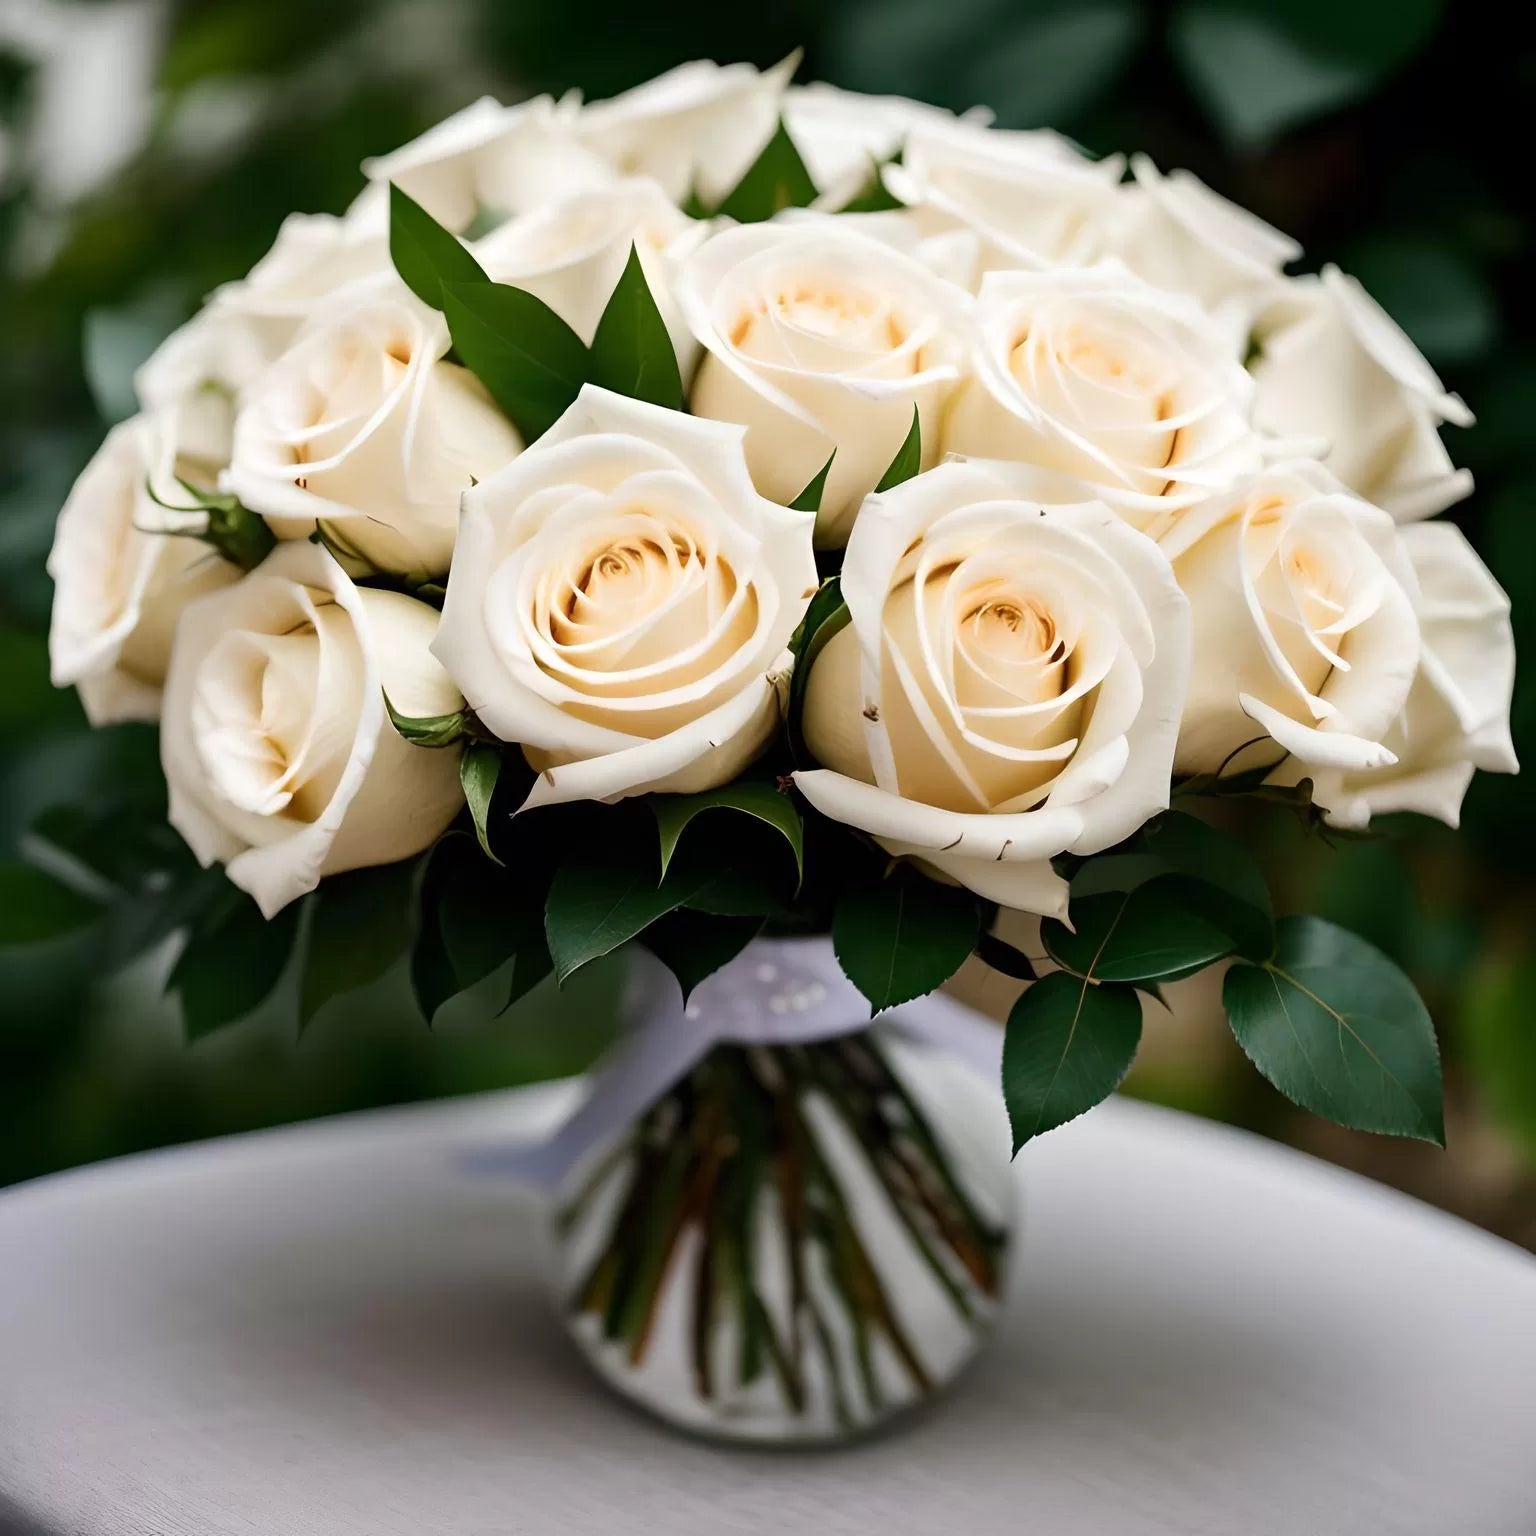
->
<box><xmin>0</xmin><ymin>0</ymin><xmax>1530</xmax><ymax>1201</ymax></box>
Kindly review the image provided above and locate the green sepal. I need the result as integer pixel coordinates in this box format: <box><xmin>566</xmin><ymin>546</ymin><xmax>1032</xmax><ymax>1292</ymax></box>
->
<box><xmin>384</xmin><ymin>693</ymin><xmax>488</xmax><ymax>749</ymax></box>
<box><xmin>145</xmin><ymin>475</ymin><xmax>275</xmax><ymax>571</ymax></box>
<box><xmin>787</xmin><ymin>575</ymin><xmax>851</xmax><ymax>763</ymax></box>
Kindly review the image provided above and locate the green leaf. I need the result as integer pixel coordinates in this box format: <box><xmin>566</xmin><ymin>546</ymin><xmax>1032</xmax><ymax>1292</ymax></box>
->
<box><xmin>412</xmin><ymin>832</ymin><xmax>545</xmax><ymax>1023</ymax></box>
<box><xmin>643</xmin><ymin>909</ymin><xmax>764</xmax><ymax>1001</ymax></box>
<box><xmin>389</xmin><ymin>181</ymin><xmax>488</xmax><ymax>310</ymax></box>
<box><xmin>1171</xmin><ymin>0</ymin><xmax>1444</xmax><ymax>146</ymax></box>
<box><xmin>442</xmin><ymin>280</ymin><xmax>588</xmax><ymax>442</ymax></box>
<box><xmin>298</xmin><ymin>859</ymin><xmax>419</xmax><ymax>1031</ymax></box>
<box><xmin>0</xmin><ymin>860</ymin><xmax>102</xmax><ymax>946</ymax></box>
<box><xmin>874</xmin><ymin>406</ymin><xmax>921</xmax><ymax>492</ymax></box>
<box><xmin>385</xmin><ymin>693</ymin><xmax>476</xmax><ymax>749</ymax></box>
<box><xmin>650</xmin><ymin>782</ymin><xmax>803</xmax><ymax>884</ymax></box>
<box><xmin>587</xmin><ymin>243</ymin><xmax>683</xmax><ymax>410</ymax></box>
<box><xmin>460</xmin><ymin>743</ymin><xmax>504</xmax><ymax>863</ymax></box>
<box><xmin>1003</xmin><ymin>971</ymin><xmax>1143</xmax><ymax>1150</ymax></box>
<box><xmin>411</xmin><ymin>847</ymin><xmax>459</xmax><ymax>1028</ymax></box>
<box><xmin>544</xmin><ymin>816</ymin><xmax>789</xmax><ymax>982</ymax></box>
<box><xmin>789</xmin><ymin>450</ymin><xmax>836</xmax><ymax>513</ymax></box>
<box><xmin>975</xmin><ymin>931</ymin><xmax>1037</xmax><ymax>982</ymax></box>
<box><xmin>1043</xmin><ymin>880</ymin><xmax>1237</xmax><ymax>984</ymax></box>
<box><xmin>1223</xmin><ymin>915</ymin><xmax>1444</xmax><ymax>1144</ymax></box>
<box><xmin>169</xmin><ymin>888</ymin><xmax>299</xmax><ymax>1040</ymax></box>
<box><xmin>715</xmin><ymin>118</ymin><xmax>819</xmax><ymax>223</ymax></box>
<box><xmin>545</xmin><ymin>852</ymin><xmax>683</xmax><ymax>983</ymax></box>
<box><xmin>833</xmin><ymin>866</ymin><xmax>983</xmax><ymax>1013</ymax></box>
<box><xmin>1069</xmin><ymin>811</ymin><xmax>1274</xmax><ymax>961</ymax></box>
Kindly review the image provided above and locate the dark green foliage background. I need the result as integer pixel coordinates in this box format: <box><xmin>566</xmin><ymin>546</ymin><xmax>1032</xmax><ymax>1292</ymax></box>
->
<box><xmin>0</xmin><ymin>0</ymin><xmax>1531</xmax><ymax>1224</ymax></box>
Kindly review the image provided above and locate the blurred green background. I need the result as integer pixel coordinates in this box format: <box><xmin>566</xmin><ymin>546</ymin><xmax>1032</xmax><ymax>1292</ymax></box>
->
<box><xmin>0</xmin><ymin>0</ymin><xmax>1531</xmax><ymax>1243</ymax></box>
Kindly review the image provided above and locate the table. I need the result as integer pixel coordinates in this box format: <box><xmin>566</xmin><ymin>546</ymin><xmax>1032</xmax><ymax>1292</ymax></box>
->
<box><xmin>2</xmin><ymin>1084</ymin><xmax>1533</xmax><ymax>1535</ymax></box>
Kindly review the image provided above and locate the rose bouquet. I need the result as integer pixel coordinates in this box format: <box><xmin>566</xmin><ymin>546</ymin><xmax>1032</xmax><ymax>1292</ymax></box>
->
<box><xmin>38</xmin><ymin>56</ymin><xmax>1516</xmax><ymax>1443</ymax></box>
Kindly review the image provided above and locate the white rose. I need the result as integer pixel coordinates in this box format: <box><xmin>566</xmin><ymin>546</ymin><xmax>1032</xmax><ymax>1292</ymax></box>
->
<box><xmin>1251</xmin><ymin>265</ymin><xmax>1474</xmax><ymax>521</ymax></box>
<box><xmin>780</xmin><ymin>83</ymin><xmax>973</xmax><ymax>208</ymax></box>
<box><xmin>225</xmin><ymin>290</ymin><xmax>521</xmax><ymax>578</ymax></box>
<box><xmin>679</xmin><ymin>218</ymin><xmax>970</xmax><ymax>546</ymax></box>
<box><xmin>884</xmin><ymin>116</ymin><xmax>1124</xmax><ymax>280</ymax></box>
<box><xmin>1162</xmin><ymin>461</ymin><xmax>1420</xmax><ymax>781</ymax></box>
<box><xmin>161</xmin><ymin>541</ymin><xmax>464</xmax><ymax>917</ymax></box>
<box><xmin>474</xmin><ymin>177</ymin><xmax>701</xmax><ymax>359</ymax></box>
<box><xmin>47</xmin><ymin>412</ymin><xmax>240</xmax><ymax>725</ymax></box>
<box><xmin>1108</xmin><ymin>155</ymin><xmax>1298</xmax><ymax>329</ymax></box>
<box><xmin>942</xmin><ymin>262</ymin><xmax>1261</xmax><ymax>542</ymax></box>
<box><xmin>432</xmin><ymin>385</ymin><xmax>817</xmax><ymax>808</ymax></box>
<box><xmin>362</xmin><ymin>94</ymin><xmax>613</xmax><ymax>233</ymax></box>
<box><xmin>576</xmin><ymin>55</ymin><xmax>798</xmax><ymax>205</ymax></box>
<box><xmin>136</xmin><ymin>194</ymin><xmax>391</xmax><ymax>469</ymax></box>
<box><xmin>1271</xmin><ymin>520</ymin><xmax>1516</xmax><ymax>828</ymax></box>
<box><xmin>794</xmin><ymin>459</ymin><xmax>1190</xmax><ymax>920</ymax></box>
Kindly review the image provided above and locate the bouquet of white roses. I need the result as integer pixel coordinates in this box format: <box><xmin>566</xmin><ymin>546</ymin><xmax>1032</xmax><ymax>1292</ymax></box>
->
<box><xmin>39</xmin><ymin>56</ymin><xmax>1517</xmax><ymax>1440</ymax></box>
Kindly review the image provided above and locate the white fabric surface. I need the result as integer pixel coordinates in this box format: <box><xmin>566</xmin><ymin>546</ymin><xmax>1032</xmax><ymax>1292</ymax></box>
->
<box><xmin>1</xmin><ymin>1085</ymin><xmax>1533</xmax><ymax>1535</ymax></box>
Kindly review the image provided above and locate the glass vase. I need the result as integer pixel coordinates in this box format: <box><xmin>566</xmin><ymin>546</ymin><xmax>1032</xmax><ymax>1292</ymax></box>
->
<box><xmin>546</xmin><ymin>936</ymin><xmax>1016</xmax><ymax>1446</ymax></box>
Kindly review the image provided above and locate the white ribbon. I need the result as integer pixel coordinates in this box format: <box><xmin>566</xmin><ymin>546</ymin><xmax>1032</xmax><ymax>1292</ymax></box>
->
<box><xmin>471</xmin><ymin>936</ymin><xmax>1004</xmax><ymax>1192</ymax></box>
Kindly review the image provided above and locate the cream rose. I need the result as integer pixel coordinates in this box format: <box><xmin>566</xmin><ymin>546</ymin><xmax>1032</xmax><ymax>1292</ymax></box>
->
<box><xmin>47</xmin><ymin>412</ymin><xmax>240</xmax><ymax>726</ymax></box>
<box><xmin>1251</xmin><ymin>265</ymin><xmax>1474</xmax><ymax>521</ymax></box>
<box><xmin>576</xmin><ymin>55</ymin><xmax>797</xmax><ymax>205</ymax></box>
<box><xmin>136</xmin><ymin>194</ymin><xmax>391</xmax><ymax>469</ymax></box>
<box><xmin>1269</xmin><ymin>520</ymin><xmax>1516</xmax><ymax>828</ymax></box>
<box><xmin>794</xmin><ymin>459</ymin><xmax>1190</xmax><ymax>920</ymax></box>
<box><xmin>474</xmin><ymin>177</ymin><xmax>701</xmax><ymax>359</ymax></box>
<box><xmin>679</xmin><ymin>218</ymin><xmax>970</xmax><ymax>546</ymax></box>
<box><xmin>225</xmin><ymin>290</ymin><xmax>521</xmax><ymax>578</ymax></box>
<box><xmin>362</xmin><ymin>94</ymin><xmax>613</xmax><ymax>233</ymax></box>
<box><xmin>1108</xmin><ymin>155</ymin><xmax>1298</xmax><ymax>328</ymax></box>
<box><xmin>161</xmin><ymin>541</ymin><xmax>464</xmax><ymax>917</ymax></box>
<box><xmin>942</xmin><ymin>262</ymin><xmax>1261</xmax><ymax>541</ymax></box>
<box><xmin>432</xmin><ymin>385</ymin><xmax>817</xmax><ymax>808</ymax></box>
<box><xmin>884</xmin><ymin>116</ymin><xmax>1124</xmax><ymax>279</ymax></box>
<box><xmin>780</xmin><ymin>83</ymin><xmax>971</xmax><ymax>208</ymax></box>
<box><xmin>1163</xmin><ymin>461</ymin><xmax>1420</xmax><ymax>782</ymax></box>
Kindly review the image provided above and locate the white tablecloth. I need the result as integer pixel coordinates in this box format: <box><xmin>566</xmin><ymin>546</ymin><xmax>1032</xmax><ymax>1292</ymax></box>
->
<box><xmin>2</xmin><ymin>1084</ymin><xmax>1533</xmax><ymax>1535</ymax></box>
